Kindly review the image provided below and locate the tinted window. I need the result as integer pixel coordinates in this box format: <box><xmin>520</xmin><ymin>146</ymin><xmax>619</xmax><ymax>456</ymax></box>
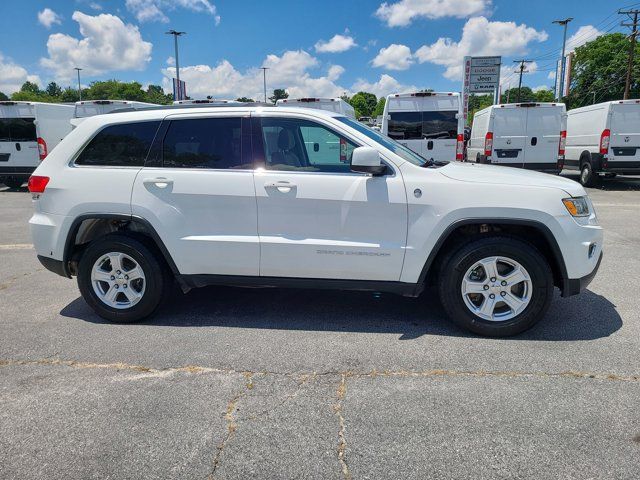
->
<box><xmin>162</xmin><ymin>117</ymin><xmax>245</xmax><ymax>169</ymax></box>
<box><xmin>76</xmin><ymin>121</ymin><xmax>160</xmax><ymax>167</ymax></box>
<box><xmin>422</xmin><ymin>111</ymin><xmax>457</xmax><ymax>139</ymax></box>
<box><xmin>260</xmin><ymin>117</ymin><xmax>357</xmax><ymax>173</ymax></box>
<box><xmin>388</xmin><ymin>112</ymin><xmax>422</xmax><ymax>140</ymax></box>
<box><xmin>0</xmin><ymin>118</ymin><xmax>37</xmax><ymax>142</ymax></box>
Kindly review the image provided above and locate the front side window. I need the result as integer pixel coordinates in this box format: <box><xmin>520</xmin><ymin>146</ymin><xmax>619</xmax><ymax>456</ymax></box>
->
<box><xmin>0</xmin><ymin>118</ymin><xmax>37</xmax><ymax>142</ymax></box>
<box><xmin>259</xmin><ymin>117</ymin><xmax>357</xmax><ymax>173</ymax></box>
<box><xmin>162</xmin><ymin>117</ymin><xmax>245</xmax><ymax>169</ymax></box>
<box><xmin>76</xmin><ymin>121</ymin><xmax>160</xmax><ymax>167</ymax></box>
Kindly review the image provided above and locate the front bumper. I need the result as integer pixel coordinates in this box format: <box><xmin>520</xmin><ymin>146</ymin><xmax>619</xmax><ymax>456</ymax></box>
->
<box><xmin>562</xmin><ymin>251</ymin><xmax>603</xmax><ymax>297</ymax></box>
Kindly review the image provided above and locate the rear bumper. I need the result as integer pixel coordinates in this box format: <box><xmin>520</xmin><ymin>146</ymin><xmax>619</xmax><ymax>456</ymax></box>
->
<box><xmin>0</xmin><ymin>166</ymin><xmax>36</xmax><ymax>178</ymax></box>
<box><xmin>600</xmin><ymin>160</ymin><xmax>640</xmax><ymax>174</ymax></box>
<box><xmin>562</xmin><ymin>252</ymin><xmax>602</xmax><ymax>297</ymax></box>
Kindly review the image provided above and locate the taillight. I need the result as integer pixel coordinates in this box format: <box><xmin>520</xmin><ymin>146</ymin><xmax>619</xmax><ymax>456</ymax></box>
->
<box><xmin>28</xmin><ymin>175</ymin><xmax>49</xmax><ymax>193</ymax></box>
<box><xmin>37</xmin><ymin>137</ymin><xmax>47</xmax><ymax>160</ymax></box>
<box><xmin>484</xmin><ymin>132</ymin><xmax>493</xmax><ymax>156</ymax></box>
<box><xmin>558</xmin><ymin>130</ymin><xmax>566</xmax><ymax>156</ymax></box>
<box><xmin>456</xmin><ymin>133</ymin><xmax>464</xmax><ymax>161</ymax></box>
<box><xmin>599</xmin><ymin>129</ymin><xmax>610</xmax><ymax>155</ymax></box>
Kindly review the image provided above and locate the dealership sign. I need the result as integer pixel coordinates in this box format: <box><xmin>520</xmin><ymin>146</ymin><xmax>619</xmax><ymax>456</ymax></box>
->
<box><xmin>462</xmin><ymin>56</ymin><xmax>501</xmax><ymax>123</ymax></box>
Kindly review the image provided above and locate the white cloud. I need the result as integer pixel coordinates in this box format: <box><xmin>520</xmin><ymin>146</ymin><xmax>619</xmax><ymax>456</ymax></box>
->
<box><xmin>415</xmin><ymin>16</ymin><xmax>547</xmax><ymax>80</ymax></box>
<box><xmin>532</xmin><ymin>85</ymin><xmax>551</xmax><ymax>92</ymax></box>
<box><xmin>547</xmin><ymin>70</ymin><xmax>556</xmax><ymax>80</ymax></box>
<box><xmin>0</xmin><ymin>53</ymin><xmax>42</xmax><ymax>95</ymax></box>
<box><xmin>161</xmin><ymin>50</ymin><xmax>346</xmax><ymax>100</ymax></box>
<box><xmin>566</xmin><ymin>25</ymin><xmax>603</xmax><ymax>52</ymax></box>
<box><xmin>351</xmin><ymin>74</ymin><xmax>418</xmax><ymax>98</ymax></box>
<box><xmin>166</xmin><ymin>56</ymin><xmax>175</xmax><ymax>66</ymax></box>
<box><xmin>375</xmin><ymin>0</ymin><xmax>490</xmax><ymax>27</ymax></box>
<box><xmin>38</xmin><ymin>8</ymin><xmax>63</xmax><ymax>28</ymax></box>
<box><xmin>125</xmin><ymin>0</ymin><xmax>220</xmax><ymax>25</ymax></box>
<box><xmin>372</xmin><ymin>43</ymin><xmax>414</xmax><ymax>70</ymax></box>
<box><xmin>40</xmin><ymin>11</ymin><xmax>153</xmax><ymax>82</ymax></box>
<box><xmin>315</xmin><ymin>34</ymin><xmax>357</xmax><ymax>53</ymax></box>
<box><xmin>89</xmin><ymin>3</ymin><xmax>103</xmax><ymax>11</ymax></box>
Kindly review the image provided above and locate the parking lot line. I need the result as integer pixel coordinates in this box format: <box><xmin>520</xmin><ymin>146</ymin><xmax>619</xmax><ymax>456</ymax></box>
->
<box><xmin>0</xmin><ymin>244</ymin><xmax>34</xmax><ymax>250</ymax></box>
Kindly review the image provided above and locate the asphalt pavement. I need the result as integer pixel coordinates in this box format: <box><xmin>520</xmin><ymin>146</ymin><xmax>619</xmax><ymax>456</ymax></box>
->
<box><xmin>1</xmin><ymin>173</ymin><xmax>639</xmax><ymax>479</ymax></box>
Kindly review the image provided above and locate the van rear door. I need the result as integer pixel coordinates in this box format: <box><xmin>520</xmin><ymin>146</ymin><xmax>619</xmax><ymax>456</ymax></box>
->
<box><xmin>0</xmin><ymin>115</ymin><xmax>39</xmax><ymax>171</ymax></box>
<box><xmin>491</xmin><ymin>107</ymin><xmax>526</xmax><ymax>168</ymax></box>
<box><xmin>387</xmin><ymin>111</ymin><xmax>424</xmax><ymax>156</ymax></box>
<box><xmin>421</xmin><ymin>110</ymin><xmax>458</xmax><ymax>161</ymax></box>
<box><xmin>609</xmin><ymin>103</ymin><xmax>640</xmax><ymax>164</ymax></box>
<box><xmin>524</xmin><ymin>105</ymin><xmax>562</xmax><ymax>170</ymax></box>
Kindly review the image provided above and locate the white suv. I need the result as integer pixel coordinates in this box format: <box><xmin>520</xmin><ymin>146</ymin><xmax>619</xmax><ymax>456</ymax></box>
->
<box><xmin>28</xmin><ymin>106</ymin><xmax>603</xmax><ymax>336</ymax></box>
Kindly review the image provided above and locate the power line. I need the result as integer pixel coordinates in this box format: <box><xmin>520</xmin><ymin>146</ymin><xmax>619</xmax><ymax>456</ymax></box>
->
<box><xmin>619</xmin><ymin>7</ymin><xmax>640</xmax><ymax>98</ymax></box>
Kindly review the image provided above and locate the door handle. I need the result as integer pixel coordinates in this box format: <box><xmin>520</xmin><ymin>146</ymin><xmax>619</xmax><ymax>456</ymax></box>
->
<box><xmin>530</xmin><ymin>137</ymin><xmax>537</xmax><ymax>146</ymax></box>
<box><xmin>427</xmin><ymin>140</ymin><xmax>434</xmax><ymax>150</ymax></box>
<box><xmin>265</xmin><ymin>181</ymin><xmax>296</xmax><ymax>192</ymax></box>
<box><xmin>143</xmin><ymin>177</ymin><xmax>173</xmax><ymax>188</ymax></box>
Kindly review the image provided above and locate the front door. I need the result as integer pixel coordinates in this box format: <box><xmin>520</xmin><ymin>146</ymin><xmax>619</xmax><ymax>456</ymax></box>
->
<box><xmin>131</xmin><ymin>114</ymin><xmax>260</xmax><ymax>276</ymax></box>
<box><xmin>252</xmin><ymin>114</ymin><xmax>408</xmax><ymax>281</ymax></box>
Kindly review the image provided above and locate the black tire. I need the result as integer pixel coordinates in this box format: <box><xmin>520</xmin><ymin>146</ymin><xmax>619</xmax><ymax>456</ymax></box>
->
<box><xmin>77</xmin><ymin>233</ymin><xmax>170</xmax><ymax>323</ymax></box>
<box><xmin>579</xmin><ymin>161</ymin><xmax>599</xmax><ymax>187</ymax></box>
<box><xmin>438</xmin><ymin>236</ymin><xmax>553</xmax><ymax>337</ymax></box>
<box><xmin>3</xmin><ymin>177</ymin><xmax>24</xmax><ymax>190</ymax></box>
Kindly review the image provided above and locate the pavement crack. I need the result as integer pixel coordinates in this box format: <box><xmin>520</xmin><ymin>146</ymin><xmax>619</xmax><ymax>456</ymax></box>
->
<box><xmin>246</xmin><ymin>374</ymin><xmax>314</xmax><ymax>421</ymax></box>
<box><xmin>334</xmin><ymin>373</ymin><xmax>351</xmax><ymax>480</ymax></box>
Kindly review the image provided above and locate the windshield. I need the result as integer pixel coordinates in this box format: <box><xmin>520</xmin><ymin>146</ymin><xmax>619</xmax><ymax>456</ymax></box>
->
<box><xmin>336</xmin><ymin>116</ymin><xmax>426</xmax><ymax>166</ymax></box>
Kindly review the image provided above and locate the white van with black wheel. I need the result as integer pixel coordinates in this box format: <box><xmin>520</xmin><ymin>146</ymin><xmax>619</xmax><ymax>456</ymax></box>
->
<box><xmin>382</xmin><ymin>92</ymin><xmax>464</xmax><ymax>162</ymax></box>
<box><xmin>565</xmin><ymin>100</ymin><xmax>640</xmax><ymax>186</ymax></box>
<box><xmin>276</xmin><ymin>98</ymin><xmax>356</xmax><ymax>119</ymax></box>
<box><xmin>0</xmin><ymin>101</ymin><xmax>74</xmax><ymax>189</ymax></box>
<box><xmin>467</xmin><ymin>103</ymin><xmax>566</xmax><ymax>174</ymax></box>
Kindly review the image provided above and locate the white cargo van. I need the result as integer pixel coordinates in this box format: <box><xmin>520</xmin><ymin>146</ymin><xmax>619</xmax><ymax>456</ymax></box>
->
<box><xmin>0</xmin><ymin>101</ymin><xmax>74</xmax><ymax>189</ymax></box>
<box><xmin>276</xmin><ymin>98</ymin><xmax>356</xmax><ymax>119</ymax></box>
<box><xmin>72</xmin><ymin>100</ymin><xmax>158</xmax><ymax>128</ymax></box>
<box><xmin>467</xmin><ymin>103</ymin><xmax>566</xmax><ymax>173</ymax></box>
<box><xmin>382</xmin><ymin>92</ymin><xmax>463</xmax><ymax>161</ymax></box>
<box><xmin>565</xmin><ymin>99</ymin><xmax>640</xmax><ymax>186</ymax></box>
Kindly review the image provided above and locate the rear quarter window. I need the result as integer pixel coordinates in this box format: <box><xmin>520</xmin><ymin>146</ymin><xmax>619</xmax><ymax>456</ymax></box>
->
<box><xmin>75</xmin><ymin>121</ymin><xmax>160</xmax><ymax>167</ymax></box>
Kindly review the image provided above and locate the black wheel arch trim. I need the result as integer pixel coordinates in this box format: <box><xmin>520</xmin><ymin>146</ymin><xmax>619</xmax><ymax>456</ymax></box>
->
<box><xmin>62</xmin><ymin>213</ymin><xmax>180</xmax><ymax>279</ymax></box>
<box><xmin>415</xmin><ymin>218</ymin><xmax>569</xmax><ymax>295</ymax></box>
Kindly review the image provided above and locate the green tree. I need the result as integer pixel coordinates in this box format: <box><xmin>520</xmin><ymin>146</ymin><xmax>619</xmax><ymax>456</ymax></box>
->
<box><xmin>0</xmin><ymin>91</ymin><xmax>8</xmax><ymax>101</ymax></box>
<box><xmin>349</xmin><ymin>91</ymin><xmax>377</xmax><ymax>118</ymax></box>
<box><xmin>236</xmin><ymin>97</ymin><xmax>255</xmax><ymax>102</ymax></box>
<box><xmin>501</xmin><ymin>86</ymin><xmax>535</xmax><ymax>103</ymax></box>
<box><xmin>269</xmin><ymin>88</ymin><xmax>289</xmax><ymax>104</ymax></box>
<box><xmin>467</xmin><ymin>94</ymin><xmax>493</xmax><ymax>125</ymax></box>
<box><xmin>61</xmin><ymin>87</ymin><xmax>80</xmax><ymax>103</ymax></box>
<box><xmin>20</xmin><ymin>81</ymin><xmax>41</xmax><ymax>95</ymax></box>
<box><xmin>373</xmin><ymin>97</ymin><xmax>386</xmax><ymax>117</ymax></box>
<box><xmin>566</xmin><ymin>33</ymin><xmax>636</xmax><ymax>108</ymax></box>
<box><xmin>82</xmin><ymin>80</ymin><xmax>147</xmax><ymax>101</ymax></box>
<box><xmin>45</xmin><ymin>82</ymin><xmax>63</xmax><ymax>98</ymax></box>
<box><xmin>145</xmin><ymin>84</ymin><xmax>173</xmax><ymax>105</ymax></box>
<box><xmin>534</xmin><ymin>88</ymin><xmax>555</xmax><ymax>102</ymax></box>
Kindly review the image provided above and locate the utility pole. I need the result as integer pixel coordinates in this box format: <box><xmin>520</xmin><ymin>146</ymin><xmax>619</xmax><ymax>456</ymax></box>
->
<box><xmin>552</xmin><ymin>18</ymin><xmax>573</xmax><ymax>101</ymax></box>
<box><xmin>74</xmin><ymin>67</ymin><xmax>82</xmax><ymax>101</ymax></box>
<box><xmin>620</xmin><ymin>9</ymin><xmax>640</xmax><ymax>100</ymax></box>
<box><xmin>260</xmin><ymin>67</ymin><xmax>269</xmax><ymax>103</ymax></box>
<box><xmin>166</xmin><ymin>30</ymin><xmax>186</xmax><ymax>99</ymax></box>
<box><xmin>513</xmin><ymin>60</ymin><xmax>532</xmax><ymax>102</ymax></box>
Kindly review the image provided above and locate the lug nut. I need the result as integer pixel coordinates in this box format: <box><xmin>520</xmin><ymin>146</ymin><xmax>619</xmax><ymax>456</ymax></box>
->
<box><xmin>123</xmin><ymin>284</ymin><xmax>127</xmax><ymax>289</ymax></box>
<box><xmin>110</xmin><ymin>275</ymin><xmax>115</xmax><ymax>280</ymax></box>
<box><xmin>483</xmin><ymin>285</ymin><xmax>489</xmax><ymax>290</ymax></box>
<box><xmin>116</xmin><ymin>270</ymin><xmax>121</xmax><ymax>275</ymax></box>
<box><xmin>114</xmin><ymin>285</ymin><xmax>119</xmax><ymax>289</ymax></box>
<box><xmin>500</xmin><ymin>291</ymin><xmax>506</xmax><ymax>297</ymax></box>
<box><xmin>501</xmin><ymin>280</ymin><xmax>507</xmax><ymax>286</ymax></box>
<box><xmin>490</xmin><ymin>277</ymin><xmax>496</xmax><ymax>282</ymax></box>
<box><xmin>489</xmin><ymin>293</ymin><xmax>495</xmax><ymax>299</ymax></box>
<box><xmin>124</xmin><ymin>275</ymin><xmax>129</xmax><ymax>280</ymax></box>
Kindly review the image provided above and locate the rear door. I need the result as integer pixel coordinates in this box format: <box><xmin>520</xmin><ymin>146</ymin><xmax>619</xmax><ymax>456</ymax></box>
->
<box><xmin>131</xmin><ymin>113</ymin><xmax>260</xmax><ymax>276</ymax></box>
<box><xmin>386</xmin><ymin>111</ymin><xmax>424</xmax><ymax>156</ymax></box>
<box><xmin>491</xmin><ymin>108</ymin><xmax>526</xmax><ymax>167</ymax></box>
<box><xmin>523</xmin><ymin>106</ymin><xmax>561</xmax><ymax>169</ymax></box>
<box><xmin>421</xmin><ymin>110</ymin><xmax>458</xmax><ymax>161</ymax></box>
<box><xmin>609</xmin><ymin>103</ymin><xmax>640</xmax><ymax>164</ymax></box>
<box><xmin>0</xmin><ymin>115</ymin><xmax>39</xmax><ymax>170</ymax></box>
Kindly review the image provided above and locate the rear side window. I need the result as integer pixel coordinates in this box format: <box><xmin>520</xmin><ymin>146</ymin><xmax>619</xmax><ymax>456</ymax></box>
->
<box><xmin>0</xmin><ymin>118</ymin><xmax>37</xmax><ymax>142</ymax></box>
<box><xmin>162</xmin><ymin>117</ymin><xmax>245</xmax><ymax>169</ymax></box>
<box><xmin>75</xmin><ymin>121</ymin><xmax>160</xmax><ymax>167</ymax></box>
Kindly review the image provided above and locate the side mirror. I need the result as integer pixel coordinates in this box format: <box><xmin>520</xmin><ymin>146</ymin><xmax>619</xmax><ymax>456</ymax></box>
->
<box><xmin>350</xmin><ymin>146</ymin><xmax>386</xmax><ymax>176</ymax></box>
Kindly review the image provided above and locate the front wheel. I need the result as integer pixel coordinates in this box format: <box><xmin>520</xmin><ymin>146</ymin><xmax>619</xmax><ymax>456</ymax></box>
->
<box><xmin>438</xmin><ymin>237</ymin><xmax>553</xmax><ymax>336</ymax></box>
<box><xmin>77</xmin><ymin>233</ymin><xmax>169</xmax><ymax>323</ymax></box>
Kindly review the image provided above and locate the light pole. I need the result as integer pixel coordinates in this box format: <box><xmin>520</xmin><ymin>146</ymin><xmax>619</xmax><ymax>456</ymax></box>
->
<box><xmin>260</xmin><ymin>67</ymin><xmax>269</xmax><ymax>103</ymax></box>
<box><xmin>74</xmin><ymin>67</ymin><xmax>82</xmax><ymax>101</ymax></box>
<box><xmin>166</xmin><ymin>30</ymin><xmax>186</xmax><ymax>99</ymax></box>
<box><xmin>553</xmin><ymin>18</ymin><xmax>573</xmax><ymax>101</ymax></box>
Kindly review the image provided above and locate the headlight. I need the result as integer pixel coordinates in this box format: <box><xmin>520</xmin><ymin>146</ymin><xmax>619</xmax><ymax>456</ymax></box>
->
<box><xmin>562</xmin><ymin>197</ymin><xmax>590</xmax><ymax>217</ymax></box>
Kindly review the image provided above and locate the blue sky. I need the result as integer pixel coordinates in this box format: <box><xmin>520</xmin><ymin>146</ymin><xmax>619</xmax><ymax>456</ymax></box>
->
<box><xmin>0</xmin><ymin>0</ymin><xmax>632</xmax><ymax>99</ymax></box>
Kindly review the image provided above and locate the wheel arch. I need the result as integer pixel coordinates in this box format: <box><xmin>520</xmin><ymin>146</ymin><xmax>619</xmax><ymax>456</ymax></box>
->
<box><xmin>416</xmin><ymin>218</ymin><xmax>569</xmax><ymax>295</ymax></box>
<box><xmin>62</xmin><ymin>214</ymin><xmax>179</xmax><ymax>278</ymax></box>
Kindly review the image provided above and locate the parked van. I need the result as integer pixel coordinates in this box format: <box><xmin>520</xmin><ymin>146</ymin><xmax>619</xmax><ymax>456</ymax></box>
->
<box><xmin>173</xmin><ymin>99</ymin><xmax>239</xmax><ymax>106</ymax></box>
<box><xmin>72</xmin><ymin>100</ymin><xmax>158</xmax><ymax>128</ymax></box>
<box><xmin>382</xmin><ymin>92</ymin><xmax>463</xmax><ymax>161</ymax></box>
<box><xmin>467</xmin><ymin>103</ymin><xmax>566</xmax><ymax>173</ymax></box>
<box><xmin>565</xmin><ymin>100</ymin><xmax>640</xmax><ymax>186</ymax></box>
<box><xmin>0</xmin><ymin>101</ymin><xmax>74</xmax><ymax>189</ymax></box>
<box><xmin>276</xmin><ymin>98</ymin><xmax>356</xmax><ymax>119</ymax></box>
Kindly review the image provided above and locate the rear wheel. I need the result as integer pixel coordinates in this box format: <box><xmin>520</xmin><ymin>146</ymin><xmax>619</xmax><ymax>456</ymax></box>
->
<box><xmin>580</xmin><ymin>161</ymin><xmax>599</xmax><ymax>187</ymax></box>
<box><xmin>438</xmin><ymin>236</ymin><xmax>553</xmax><ymax>337</ymax></box>
<box><xmin>77</xmin><ymin>233</ymin><xmax>169</xmax><ymax>323</ymax></box>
